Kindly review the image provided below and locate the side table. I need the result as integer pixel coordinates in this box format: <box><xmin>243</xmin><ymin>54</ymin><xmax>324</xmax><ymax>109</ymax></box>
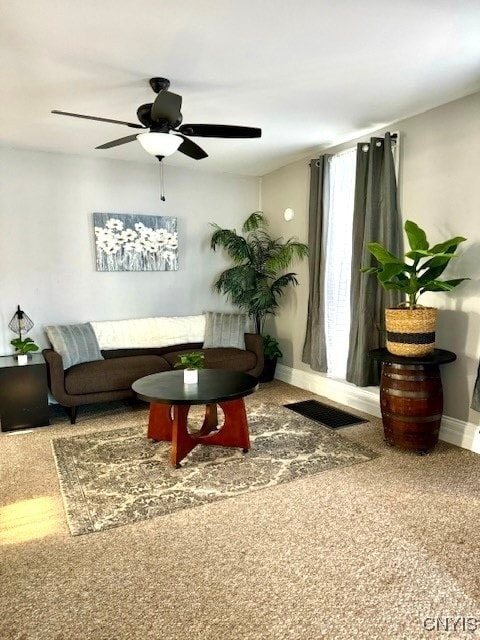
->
<box><xmin>370</xmin><ymin>348</ymin><xmax>456</xmax><ymax>453</ymax></box>
<box><xmin>0</xmin><ymin>354</ymin><xmax>50</xmax><ymax>432</ymax></box>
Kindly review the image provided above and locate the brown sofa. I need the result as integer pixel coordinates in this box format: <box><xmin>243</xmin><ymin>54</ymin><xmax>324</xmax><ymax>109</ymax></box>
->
<box><xmin>43</xmin><ymin>333</ymin><xmax>263</xmax><ymax>424</ymax></box>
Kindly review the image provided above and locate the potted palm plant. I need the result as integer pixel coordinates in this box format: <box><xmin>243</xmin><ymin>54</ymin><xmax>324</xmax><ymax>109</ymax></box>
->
<box><xmin>174</xmin><ymin>351</ymin><xmax>205</xmax><ymax>383</ymax></box>
<box><xmin>362</xmin><ymin>219</ymin><xmax>469</xmax><ymax>356</ymax></box>
<box><xmin>210</xmin><ymin>211</ymin><xmax>308</xmax><ymax>378</ymax></box>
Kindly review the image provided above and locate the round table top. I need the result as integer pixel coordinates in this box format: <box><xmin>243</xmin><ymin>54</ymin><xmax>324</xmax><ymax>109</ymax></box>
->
<box><xmin>132</xmin><ymin>369</ymin><xmax>259</xmax><ymax>406</ymax></box>
<box><xmin>369</xmin><ymin>347</ymin><xmax>456</xmax><ymax>366</ymax></box>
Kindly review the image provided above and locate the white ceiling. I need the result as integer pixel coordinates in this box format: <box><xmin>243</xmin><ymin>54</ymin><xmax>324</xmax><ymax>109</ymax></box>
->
<box><xmin>1</xmin><ymin>0</ymin><xmax>479</xmax><ymax>176</ymax></box>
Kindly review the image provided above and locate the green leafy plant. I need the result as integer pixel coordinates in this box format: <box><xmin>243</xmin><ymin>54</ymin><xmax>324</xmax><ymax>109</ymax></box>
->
<box><xmin>174</xmin><ymin>352</ymin><xmax>206</xmax><ymax>370</ymax></box>
<box><xmin>362</xmin><ymin>220</ymin><xmax>469</xmax><ymax>308</ymax></box>
<box><xmin>10</xmin><ymin>336</ymin><xmax>39</xmax><ymax>355</ymax></box>
<box><xmin>210</xmin><ymin>211</ymin><xmax>308</xmax><ymax>335</ymax></box>
<box><xmin>263</xmin><ymin>334</ymin><xmax>283</xmax><ymax>360</ymax></box>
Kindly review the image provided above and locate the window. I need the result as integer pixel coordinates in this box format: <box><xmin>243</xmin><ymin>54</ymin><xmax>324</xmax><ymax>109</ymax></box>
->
<box><xmin>324</xmin><ymin>149</ymin><xmax>357</xmax><ymax>378</ymax></box>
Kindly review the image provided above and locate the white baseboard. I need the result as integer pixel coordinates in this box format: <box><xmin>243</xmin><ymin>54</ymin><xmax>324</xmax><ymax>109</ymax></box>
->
<box><xmin>275</xmin><ymin>363</ymin><xmax>480</xmax><ymax>454</ymax></box>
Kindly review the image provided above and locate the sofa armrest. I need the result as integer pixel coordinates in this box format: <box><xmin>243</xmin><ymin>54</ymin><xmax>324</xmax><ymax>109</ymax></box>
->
<box><xmin>244</xmin><ymin>332</ymin><xmax>264</xmax><ymax>378</ymax></box>
<box><xmin>43</xmin><ymin>348</ymin><xmax>72</xmax><ymax>406</ymax></box>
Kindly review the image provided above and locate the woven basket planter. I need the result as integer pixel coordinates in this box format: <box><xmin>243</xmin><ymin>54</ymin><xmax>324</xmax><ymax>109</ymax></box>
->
<box><xmin>385</xmin><ymin>307</ymin><xmax>438</xmax><ymax>357</ymax></box>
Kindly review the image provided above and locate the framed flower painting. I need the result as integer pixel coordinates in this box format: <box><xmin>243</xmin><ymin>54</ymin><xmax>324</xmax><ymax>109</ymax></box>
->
<box><xmin>93</xmin><ymin>213</ymin><xmax>178</xmax><ymax>272</ymax></box>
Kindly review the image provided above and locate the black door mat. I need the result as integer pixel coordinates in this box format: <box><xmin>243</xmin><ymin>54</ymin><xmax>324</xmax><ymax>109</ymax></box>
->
<box><xmin>284</xmin><ymin>400</ymin><xmax>368</xmax><ymax>429</ymax></box>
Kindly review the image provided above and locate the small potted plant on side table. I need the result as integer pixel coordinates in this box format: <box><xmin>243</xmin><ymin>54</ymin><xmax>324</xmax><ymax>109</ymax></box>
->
<box><xmin>11</xmin><ymin>337</ymin><xmax>39</xmax><ymax>365</ymax></box>
<box><xmin>174</xmin><ymin>352</ymin><xmax>205</xmax><ymax>384</ymax></box>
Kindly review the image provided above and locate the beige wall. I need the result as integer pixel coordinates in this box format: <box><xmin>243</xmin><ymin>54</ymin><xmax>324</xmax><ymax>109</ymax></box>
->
<box><xmin>260</xmin><ymin>160</ymin><xmax>311</xmax><ymax>364</ymax></box>
<box><xmin>0</xmin><ymin>148</ymin><xmax>260</xmax><ymax>355</ymax></box>
<box><xmin>261</xmin><ymin>91</ymin><xmax>480</xmax><ymax>423</ymax></box>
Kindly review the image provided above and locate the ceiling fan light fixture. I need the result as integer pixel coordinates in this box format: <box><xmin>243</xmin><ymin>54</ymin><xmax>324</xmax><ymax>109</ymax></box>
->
<box><xmin>136</xmin><ymin>132</ymin><xmax>182</xmax><ymax>157</ymax></box>
<box><xmin>52</xmin><ymin>77</ymin><xmax>259</xmax><ymax>161</ymax></box>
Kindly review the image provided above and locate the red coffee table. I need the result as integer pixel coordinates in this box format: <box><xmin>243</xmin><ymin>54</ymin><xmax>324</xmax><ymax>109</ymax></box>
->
<box><xmin>132</xmin><ymin>369</ymin><xmax>258</xmax><ymax>467</ymax></box>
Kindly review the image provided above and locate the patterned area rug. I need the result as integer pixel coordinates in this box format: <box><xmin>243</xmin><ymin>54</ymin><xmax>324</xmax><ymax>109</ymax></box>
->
<box><xmin>52</xmin><ymin>402</ymin><xmax>378</xmax><ymax>536</ymax></box>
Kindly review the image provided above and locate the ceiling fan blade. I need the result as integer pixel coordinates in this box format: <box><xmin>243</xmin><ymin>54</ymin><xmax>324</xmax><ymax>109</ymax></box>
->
<box><xmin>178</xmin><ymin>124</ymin><xmax>261</xmax><ymax>138</ymax></box>
<box><xmin>95</xmin><ymin>134</ymin><xmax>139</xmax><ymax>149</ymax></box>
<box><xmin>176</xmin><ymin>134</ymin><xmax>208</xmax><ymax>160</ymax></box>
<box><xmin>151</xmin><ymin>91</ymin><xmax>182</xmax><ymax>125</ymax></box>
<box><xmin>51</xmin><ymin>110</ymin><xmax>145</xmax><ymax>129</ymax></box>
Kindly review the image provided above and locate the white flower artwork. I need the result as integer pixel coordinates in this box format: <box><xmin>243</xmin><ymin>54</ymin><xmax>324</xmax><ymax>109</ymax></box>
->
<box><xmin>93</xmin><ymin>213</ymin><xmax>178</xmax><ymax>272</ymax></box>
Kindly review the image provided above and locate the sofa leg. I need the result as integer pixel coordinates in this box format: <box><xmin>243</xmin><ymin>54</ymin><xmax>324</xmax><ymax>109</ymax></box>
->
<box><xmin>65</xmin><ymin>406</ymin><xmax>78</xmax><ymax>424</ymax></box>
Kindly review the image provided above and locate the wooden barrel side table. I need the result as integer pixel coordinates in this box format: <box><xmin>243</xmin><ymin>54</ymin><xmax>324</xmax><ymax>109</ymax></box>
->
<box><xmin>370</xmin><ymin>348</ymin><xmax>456</xmax><ymax>453</ymax></box>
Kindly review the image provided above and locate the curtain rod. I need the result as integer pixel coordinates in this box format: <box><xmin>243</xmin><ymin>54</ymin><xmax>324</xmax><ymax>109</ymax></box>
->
<box><xmin>315</xmin><ymin>131</ymin><xmax>399</xmax><ymax>161</ymax></box>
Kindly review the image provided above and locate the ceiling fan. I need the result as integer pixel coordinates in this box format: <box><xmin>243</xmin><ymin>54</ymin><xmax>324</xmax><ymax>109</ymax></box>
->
<box><xmin>52</xmin><ymin>77</ymin><xmax>262</xmax><ymax>161</ymax></box>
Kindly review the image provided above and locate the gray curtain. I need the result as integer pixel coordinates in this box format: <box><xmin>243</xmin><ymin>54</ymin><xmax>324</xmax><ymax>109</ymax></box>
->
<box><xmin>472</xmin><ymin>364</ymin><xmax>480</xmax><ymax>411</ymax></box>
<box><xmin>302</xmin><ymin>155</ymin><xmax>331</xmax><ymax>371</ymax></box>
<box><xmin>346</xmin><ymin>132</ymin><xmax>403</xmax><ymax>386</ymax></box>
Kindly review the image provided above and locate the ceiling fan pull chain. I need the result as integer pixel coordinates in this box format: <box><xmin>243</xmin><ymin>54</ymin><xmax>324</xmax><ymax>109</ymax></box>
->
<box><xmin>157</xmin><ymin>156</ymin><xmax>166</xmax><ymax>201</ymax></box>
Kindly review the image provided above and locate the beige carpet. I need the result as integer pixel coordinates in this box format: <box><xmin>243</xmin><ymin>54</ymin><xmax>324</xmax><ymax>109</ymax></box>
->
<box><xmin>1</xmin><ymin>380</ymin><xmax>479</xmax><ymax>640</ymax></box>
<box><xmin>51</xmin><ymin>403</ymin><xmax>377</xmax><ymax>535</ymax></box>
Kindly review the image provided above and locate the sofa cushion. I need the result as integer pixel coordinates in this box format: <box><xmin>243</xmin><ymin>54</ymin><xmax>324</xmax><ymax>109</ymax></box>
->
<box><xmin>45</xmin><ymin>323</ymin><xmax>104</xmax><ymax>370</ymax></box>
<box><xmin>203</xmin><ymin>312</ymin><xmax>253</xmax><ymax>349</ymax></box>
<box><xmin>164</xmin><ymin>348</ymin><xmax>257</xmax><ymax>373</ymax></box>
<box><xmin>65</xmin><ymin>355</ymin><xmax>171</xmax><ymax>395</ymax></box>
<box><xmin>100</xmin><ymin>343</ymin><xmax>203</xmax><ymax>359</ymax></box>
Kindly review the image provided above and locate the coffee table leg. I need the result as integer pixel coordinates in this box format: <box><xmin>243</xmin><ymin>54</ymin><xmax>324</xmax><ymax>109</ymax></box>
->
<box><xmin>148</xmin><ymin>403</ymin><xmax>173</xmax><ymax>441</ymax></box>
<box><xmin>199</xmin><ymin>403</ymin><xmax>219</xmax><ymax>435</ymax></box>
<box><xmin>171</xmin><ymin>405</ymin><xmax>197</xmax><ymax>468</ymax></box>
<box><xmin>199</xmin><ymin>398</ymin><xmax>250</xmax><ymax>451</ymax></box>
